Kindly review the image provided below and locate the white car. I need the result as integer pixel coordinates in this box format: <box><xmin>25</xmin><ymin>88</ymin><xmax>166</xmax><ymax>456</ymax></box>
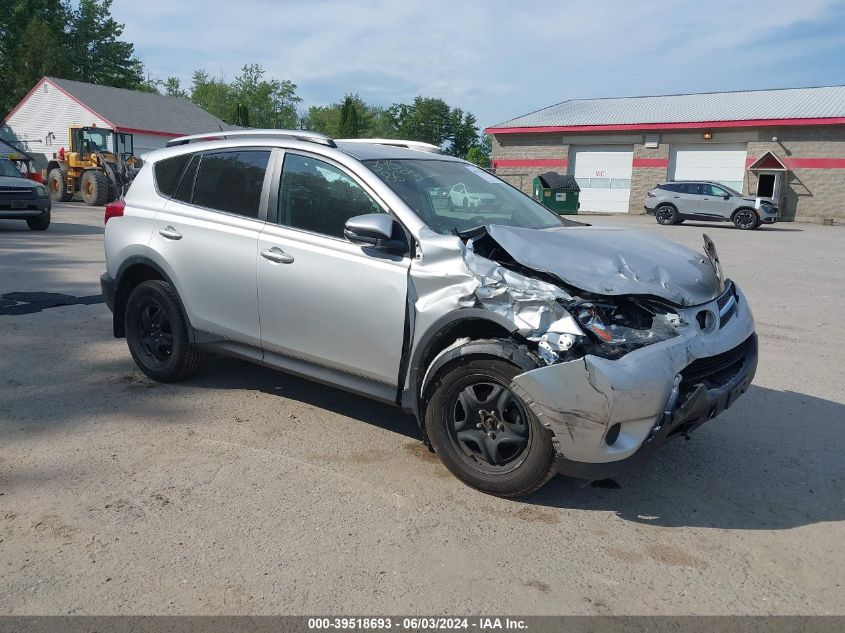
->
<box><xmin>449</xmin><ymin>182</ymin><xmax>498</xmax><ymax>209</ymax></box>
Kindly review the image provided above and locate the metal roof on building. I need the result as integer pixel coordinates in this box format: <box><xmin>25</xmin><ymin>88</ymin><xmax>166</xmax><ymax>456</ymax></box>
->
<box><xmin>488</xmin><ymin>86</ymin><xmax>845</xmax><ymax>131</ymax></box>
<box><xmin>47</xmin><ymin>77</ymin><xmax>233</xmax><ymax>135</ymax></box>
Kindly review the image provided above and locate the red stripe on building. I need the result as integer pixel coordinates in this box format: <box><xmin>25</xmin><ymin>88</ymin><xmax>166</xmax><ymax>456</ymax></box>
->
<box><xmin>632</xmin><ymin>158</ymin><xmax>669</xmax><ymax>168</ymax></box>
<box><xmin>782</xmin><ymin>157</ymin><xmax>845</xmax><ymax>169</ymax></box>
<box><xmin>745</xmin><ymin>156</ymin><xmax>845</xmax><ymax>169</ymax></box>
<box><xmin>116</xmin><ymin>127</ymin><xmax>183</xmax><ymax>138</ymax></box>
<box><xmin>492</xmin><ymin>158</ymin><xmax>568</xmax><ymax>168</ymax></box>
<box><xmin>485</xmin><ymin>117</ymin><xmax>845</xmax><ymax>135</ymax></box>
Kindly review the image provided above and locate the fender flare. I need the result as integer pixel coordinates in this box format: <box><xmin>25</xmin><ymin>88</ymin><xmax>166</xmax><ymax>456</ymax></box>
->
<box><xmin>112</xmin><ymin>255</ymin><xmax>195</xmax><ymax>339</ymax></box>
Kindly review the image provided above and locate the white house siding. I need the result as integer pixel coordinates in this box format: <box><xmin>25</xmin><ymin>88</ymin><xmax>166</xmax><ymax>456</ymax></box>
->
<box><xmin>131</xmin><ymin>132</ymin><xmax>172</xmax><ymax>158</ymax></box>
<box><xmin>1</xmin><ymin>78</ymin><xmax>111</xmax><ymax>169</ymax></box>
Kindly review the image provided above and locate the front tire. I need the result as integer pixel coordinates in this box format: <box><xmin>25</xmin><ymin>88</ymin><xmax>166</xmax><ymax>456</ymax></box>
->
<box><xmin>733</xmin><ymin>208</ymin><xmax>760</xmax><ymax>230</ymax></box>
<box><xmin>124</xmin><ymin>280</ymin><xmax>201</xmax><ymax>383</ymax></box>
<box><xmin>424</xmin><ymin>357</ymin><xmax>556</xmax><ymax>497</ymax></box>
<box><xmin>47</xmin><ymin>168</ymin><xmax>72</xmax><ymax>202</ymax></box>
<box><xmin>80</xmin><ymin>170</ymin><xmax>109</xmax><ymax>206</ymax></box>
<box><xmin>27</xmin><ymin>210</ymin><xmax>51</xmax><ymax>231</ymax></box>
<box><xmin>655</xmin><ymin>204</ymin><xmax>678</xmax><ymax>225</ymax></box>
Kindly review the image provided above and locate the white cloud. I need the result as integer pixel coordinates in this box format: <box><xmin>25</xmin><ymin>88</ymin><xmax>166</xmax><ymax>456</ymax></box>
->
<box><xmin>112</xmin><ymin>0</ymin><xmax>845</xmax><ymax>127</ymax></box>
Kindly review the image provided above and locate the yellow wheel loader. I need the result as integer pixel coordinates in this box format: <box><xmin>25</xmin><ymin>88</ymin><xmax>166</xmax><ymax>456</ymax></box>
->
<box><xmin>46</xmin><ymin>126</ymin><xmax>140</xmax><ymax>206</ymax></box>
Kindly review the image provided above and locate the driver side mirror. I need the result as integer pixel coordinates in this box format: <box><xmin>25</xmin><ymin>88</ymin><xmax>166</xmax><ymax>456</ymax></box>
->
<box><xmin>723</xmin><ymin>194</ymin><xmax>731</xmax><ymax>200</ymax></box>
<box><xmin>344</xmin><ymin>214</ymin><xmax>406</xmax><ymax>254</ymax></box>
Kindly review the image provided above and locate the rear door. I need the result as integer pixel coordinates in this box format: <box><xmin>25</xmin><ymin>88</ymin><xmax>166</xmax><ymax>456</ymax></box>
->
<box><xmin>674</xmin><ymin>183</ymin><xmax>702</xmax><ymax>215</ymax></box>
<box><xmin>257</xmin><ymin>151</ymin><xmax>411</xmax><ymax>397</ymax></box>
<box><xmin>151</xmin><ymin>148</ymin><xmax>274</xmax><ymax>348</ymax></box>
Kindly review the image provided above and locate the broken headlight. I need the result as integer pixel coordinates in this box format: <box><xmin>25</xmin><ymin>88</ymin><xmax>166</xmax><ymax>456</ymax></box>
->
<box><xmin>568</xmin><ymin>299</ymin><xmax>680</xmax><ymax>356</ymax></box>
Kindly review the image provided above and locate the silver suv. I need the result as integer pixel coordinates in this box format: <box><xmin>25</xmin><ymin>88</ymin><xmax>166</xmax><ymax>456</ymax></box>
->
<box><xmin>101</xmin><ymin>130</ymin><xmax>758</xmax><ymax>497</ymax></box>
<box><xmin>645</xmin><ymin>181</ymin><xmax>780</xmax><ymax>230</ymax></box>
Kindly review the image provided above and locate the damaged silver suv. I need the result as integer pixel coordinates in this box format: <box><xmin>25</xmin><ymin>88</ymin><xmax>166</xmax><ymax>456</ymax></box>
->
<box><xmin>101</xmin><ymin>130</ymin><xmax>758</xmax><ymax>497</ymax></box>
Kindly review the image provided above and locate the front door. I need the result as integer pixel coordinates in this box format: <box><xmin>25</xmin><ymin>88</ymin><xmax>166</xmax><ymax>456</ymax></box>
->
<box><xmin>257</xmin><ymin>151</ymin><xmax>411</xmax><ymax>396</ymax></box>
<box><xmin>700</xmin><ymin>183</ymin><xmax>737</xmax><ymax>219</ymax></box>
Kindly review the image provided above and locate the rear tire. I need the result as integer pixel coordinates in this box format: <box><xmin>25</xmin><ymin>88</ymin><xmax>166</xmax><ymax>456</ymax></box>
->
<box><xmin>47</xmin><ymin>168</ymin><xmax>72</xmax><ymax>202</ymax></box>
<box><xmin>26</xmin><ymin>210</ymin><xmax>50</xmax><ymax>231</ymax></box>
<box><xmin>124</xmin><ymin>280</ymin><xmax>201</xmax><ymax>383</ymax></box>
<box><xmin>655</xmin><ymin>204</ymin><xmax>678</xmax><ymax>225</ymax></box>
<box><xmin>424</xmin><ymin>356</ymin><xmax>556</xmax><ymax>497</ymax></box>
<box><xmin>733</xmin><ymin>208</ymin><xmax>760</xmax><ymax>230</ymax></box>
<box><xmin>80</xmin><ymin>170</ymin><xmax>109</xmax><ymax>206</ymax></box>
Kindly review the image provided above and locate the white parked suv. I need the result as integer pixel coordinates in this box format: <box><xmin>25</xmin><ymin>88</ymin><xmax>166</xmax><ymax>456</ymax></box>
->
<box><xmin>101</xmin><ymin>130</ymin><xmax>758</xmax><ymax>497</ymax></box>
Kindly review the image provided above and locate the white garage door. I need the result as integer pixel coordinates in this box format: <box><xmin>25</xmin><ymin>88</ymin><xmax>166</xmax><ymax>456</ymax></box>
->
<box><xmin>571</xmin><ymin>146</ymin><xmax>634</xmax><ymax>213</ymax></box>
<box><xmin>669</xmin><ymin>143</ymin><xmax>748</xmax><ymax>192</ymax></box>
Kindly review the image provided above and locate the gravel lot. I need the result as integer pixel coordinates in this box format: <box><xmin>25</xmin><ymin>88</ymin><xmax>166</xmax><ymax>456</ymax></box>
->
<box><xmin>1</xmin><ymin>203</ymin><xmax>843</xmax><ymax>615</ymax></box>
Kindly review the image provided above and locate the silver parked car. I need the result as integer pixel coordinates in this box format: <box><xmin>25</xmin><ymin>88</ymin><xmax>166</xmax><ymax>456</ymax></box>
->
<box><xmin>101</xmin><ymin>130</ymin><xmax>757</xmax><ymax>497</ymax></box>
<box><xmin>645</xmin><ymin>181</ymin><xmax>779</xmax><ymax>230</ymax></box>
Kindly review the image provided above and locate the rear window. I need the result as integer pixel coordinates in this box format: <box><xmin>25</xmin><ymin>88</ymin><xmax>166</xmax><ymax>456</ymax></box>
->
<box><xmin>154</xmin><ymin>154</ymin><xmax>191</xmax><ymax>197</ymax></box>
<box><xmin>191</xmin><ymin>150</ymin><xmax>270</xmax><ymax>219</ymax></box>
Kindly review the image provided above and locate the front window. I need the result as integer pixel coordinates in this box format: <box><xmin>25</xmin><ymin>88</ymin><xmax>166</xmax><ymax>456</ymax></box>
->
<box><xmin>365</xmin><ymin>159</ymin><xmax>571</xmax><ymax>235</ymax></box>
<box><xmin>82</xmin><ymin>128</ymin><xmax>114</xmax><ymax>154</ymax></box>
<box><xmin>0</xmin><ymin>158</ymin><xmax>23</xmax><ymax>178</ymax></box>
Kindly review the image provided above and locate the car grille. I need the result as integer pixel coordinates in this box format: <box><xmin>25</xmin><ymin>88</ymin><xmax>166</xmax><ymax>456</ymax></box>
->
<box><xmin>680</xmin><ymin>335</ymin><xmax>752</xmax><ymax>387</ymax></box>
<box><xmin>0</xmin><ymin>187</ymin><xmax>35</xmax><ymax>200</ymax></box>
<box><xmin>717</xmin><ymin>280</ymin><xmax>738</xmax><ymax>328</ymax></box>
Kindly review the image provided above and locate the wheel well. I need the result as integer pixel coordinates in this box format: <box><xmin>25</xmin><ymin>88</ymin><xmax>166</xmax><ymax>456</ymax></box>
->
<box><xmin>417</xmin><ymin>319</ymin><xmax>514</xmax><ymax>387</ymax></box>
<box><xmin>656</xmin><ymin>202</ymin><xmax>677</xmax><ymax>211</ymax></box>
<box><xmin>731</xmin><ymin>206</ymin><xmax>758</xmax><ymax>220</ymax></box>
<box><xmin>112</xmin><ymin>263</ymin><xmax>165</xmax><ymax>337</ymax></box>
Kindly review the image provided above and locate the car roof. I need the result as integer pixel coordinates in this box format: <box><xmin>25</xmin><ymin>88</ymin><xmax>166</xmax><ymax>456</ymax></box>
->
<box><xmin>335</xmin><ymin>141</ymin><xmax>462</xmax><ymax>162</ymax></box>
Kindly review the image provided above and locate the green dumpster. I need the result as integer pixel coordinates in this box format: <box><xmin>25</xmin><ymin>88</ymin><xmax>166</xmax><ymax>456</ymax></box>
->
<box><xmin>532</xmin><ymin>171</ymin><xmax>580</xmax><ymax>215</ymax></box>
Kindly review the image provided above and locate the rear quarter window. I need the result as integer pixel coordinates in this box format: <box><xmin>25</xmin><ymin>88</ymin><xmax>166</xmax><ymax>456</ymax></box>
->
<box><xmin>153</xmin><ymin>154</ymin><xmax>191</xmax><ymax>197</ymax></box>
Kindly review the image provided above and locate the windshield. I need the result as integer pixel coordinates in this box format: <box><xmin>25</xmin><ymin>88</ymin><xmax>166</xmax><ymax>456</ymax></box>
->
<box><xmin>0</xmin><ymin>158</ymin><xmax>23</xmax><ymax>178</ymax></box>
<box><xmin>364</xmin><ymin>159</ymin><xmax>574</xmax><ymax>234</ymax></box>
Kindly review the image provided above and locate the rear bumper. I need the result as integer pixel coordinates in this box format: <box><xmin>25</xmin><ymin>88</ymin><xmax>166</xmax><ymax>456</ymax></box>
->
<box><xmin>510</xmin><ymin>283</ymin><xmax>757</xmax><ymax>479</ymax></box>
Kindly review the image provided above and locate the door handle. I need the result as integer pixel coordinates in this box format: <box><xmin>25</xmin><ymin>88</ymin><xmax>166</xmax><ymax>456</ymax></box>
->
<box><xmin>159</xmin><ymin>226</ymin><xmax>182</xmax><ymax>240</ymax></box>
<box><xmin>261</xmin><ymin>247</ymin><xmax>294</xmax><ymax>264</ymax></box>
<box><xmin>673</xmin><ymin>196</ymin><xmax>680</xmax><ymax>199</ymax></box>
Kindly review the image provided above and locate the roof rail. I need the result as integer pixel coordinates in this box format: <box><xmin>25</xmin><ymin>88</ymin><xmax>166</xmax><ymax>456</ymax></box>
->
<box><xmin>166</xmin><ymin>129</ymin><xmax>337</xmax><ymax>148</ymax></box>
<box><xmin>336</xmin><ymin>138</ymin><xmax>445</xmax><ymax>154</ymax></box>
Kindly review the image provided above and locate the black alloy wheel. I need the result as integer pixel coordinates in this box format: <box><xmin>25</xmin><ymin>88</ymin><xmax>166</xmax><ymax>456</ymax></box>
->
<box><xmin>655</xmin><ymin>205</ymin><xmax>678</xmax><ymax>225</ymax></box>
<box><xmin>733</xmin><ymin>209</ymin><xmax>759</xmax><ymax>230</ymax></box>
<box><xmin>136</xmin><ymin>297</ymin><xmax>174</xmax><ymax>364</ymax></box>
<box><xmin>445</xmin><ymin>377</ymin><xmax>532</xmax><ymax>474</ymax></box>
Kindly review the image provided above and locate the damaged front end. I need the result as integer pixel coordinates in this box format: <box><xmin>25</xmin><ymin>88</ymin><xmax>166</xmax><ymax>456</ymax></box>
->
<box><xmin>430</xmin><ymin>224</ymin><xmax>758</xmax><ymax>478</ymax></box>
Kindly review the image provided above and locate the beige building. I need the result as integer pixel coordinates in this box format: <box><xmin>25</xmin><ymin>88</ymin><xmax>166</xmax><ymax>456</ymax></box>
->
<box><xmin>486</xmin><ymin>86</ymin><xmax>845</xmax><ymax>222</ymax></box>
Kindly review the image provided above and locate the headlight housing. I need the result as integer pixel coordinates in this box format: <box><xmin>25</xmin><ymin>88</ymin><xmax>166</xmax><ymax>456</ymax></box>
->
<box><xmin>567</xmin><ymin>299</ymin><xmax>680</xmax><ymax>358</ymax></box>
<box><xmin>35</xmin><ymin>186</ymin><xmax>49</xmax><ymax>198</ymax></box>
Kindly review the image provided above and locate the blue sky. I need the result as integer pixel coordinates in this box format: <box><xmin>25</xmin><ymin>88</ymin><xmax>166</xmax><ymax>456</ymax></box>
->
<box><xmin>112</xmin><ymin>0</ymin><xmax>845</xmax><ymax>128</ymax></box>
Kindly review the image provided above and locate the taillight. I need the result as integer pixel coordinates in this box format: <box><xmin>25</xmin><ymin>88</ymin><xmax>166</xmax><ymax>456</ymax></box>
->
<box><xmin>104</xmin><ymin>200</ymin><xmax>125</xmax><ymax>224</ymax></box>
<box><xmin>646</xmin><ymin>191</ymin><xmax>656</xmax><ymax>197</ymax></box>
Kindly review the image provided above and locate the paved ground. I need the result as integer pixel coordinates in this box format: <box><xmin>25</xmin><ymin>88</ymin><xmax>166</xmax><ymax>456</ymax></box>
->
<box><xmin>1</xmin><ymin>203</ymin><xmax>843</xmax><ymax>615</ymax></box>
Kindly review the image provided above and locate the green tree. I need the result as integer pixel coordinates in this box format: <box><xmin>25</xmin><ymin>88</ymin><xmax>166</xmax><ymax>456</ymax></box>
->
<box><xmin>465</xmin><ymin>146</ymin><xmax>491</xmax><ymax>168</ymax></box>
<box><xmin>448</xmin><ymin>108</ymin><xmax>478</xmax><ymax>158</ymax></box>
<box><xmin>162</xmin><ymin>77</ymin><xmax>188</xmax><ymax>99</ymax></box>
<box><xmin>189</xmin><ymin>70</ymin><xmax>234</xmax><ymax>123</ymax></box>
<box><xmin>230</xmin><ymin>64</ymin><xmax>300</xmax><ymax>128</ymax></box>
<box><xmin>67</xmin><ymin>0</ymin><xmax>144</xmax><ymax>89</ymax></box>
<box><xmin>386</xmin><ymin>96</ymin><xmax>451</xmax><ymax>146</ymax></box>
<box><xmin>0</xmin><ymin>0</ymin><xmax>70</xmax><ymax>116</ymax></box>
<box><xmin>338</xmin><ymin>95</ymin><xmax>360</xmax><ymax>138</ymax></box>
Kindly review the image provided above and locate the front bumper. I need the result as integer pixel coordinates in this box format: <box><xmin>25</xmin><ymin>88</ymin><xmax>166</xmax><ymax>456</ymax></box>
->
<box><xmin>0</xmin><ymin>199</ymin><xmax>50</xmax><ymax>218</ymax></box>
<box><xmin>510</xmin><ymin>282</ymin><xmax>757</xmax><ymax>479</ymax></box>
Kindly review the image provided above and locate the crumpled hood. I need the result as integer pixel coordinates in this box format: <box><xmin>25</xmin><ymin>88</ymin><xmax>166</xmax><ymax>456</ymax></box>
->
<box><xmin>482</xmin><ymin>224</ymin><xmax>722</xmax><ymax>306</ymax></box>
